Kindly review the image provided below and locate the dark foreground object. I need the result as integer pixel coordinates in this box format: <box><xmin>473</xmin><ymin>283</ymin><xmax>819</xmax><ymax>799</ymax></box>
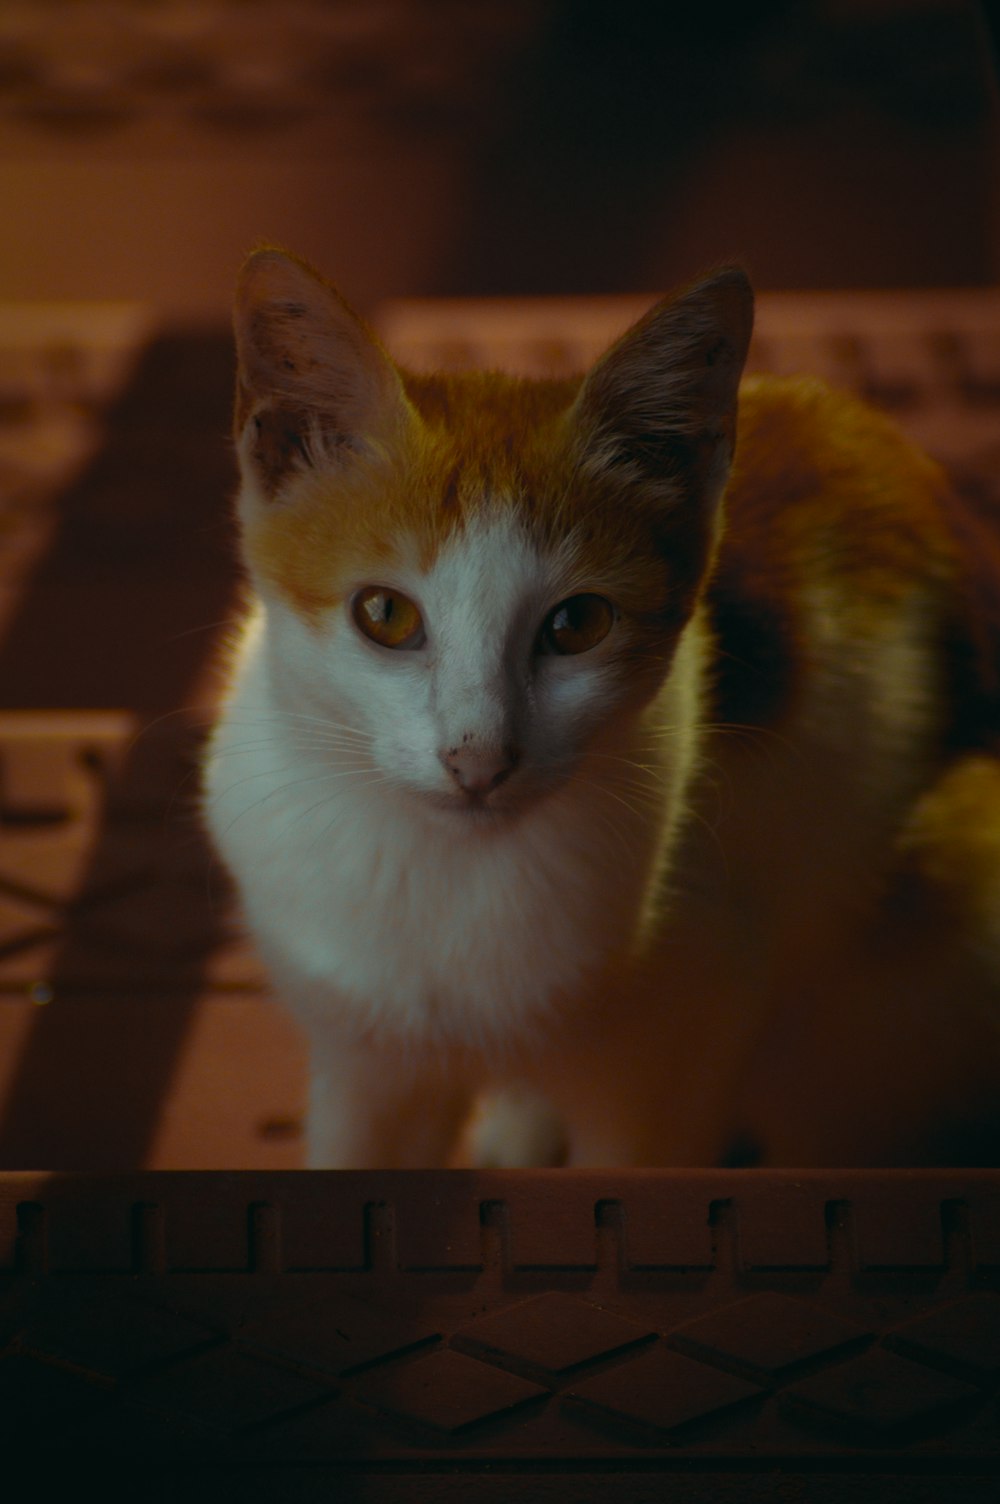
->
<box><xmin>0</xmin><ymin>1169</ymin><xmax>997</xmax><ymax>1500</ymax></box>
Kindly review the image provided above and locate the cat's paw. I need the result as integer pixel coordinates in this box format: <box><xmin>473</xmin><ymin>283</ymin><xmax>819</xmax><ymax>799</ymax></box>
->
<box><xmin>457</xmin><ymin>1086</ymin><xmax>568</xmax><ymax>1168</ymax></box>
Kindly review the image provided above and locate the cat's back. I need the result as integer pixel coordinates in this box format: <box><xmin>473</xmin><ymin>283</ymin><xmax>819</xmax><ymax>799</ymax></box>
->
<box><xmin>711</xmin><ymin>373</ymin><xmax>1000</xmax><ymax>755</ymax></box>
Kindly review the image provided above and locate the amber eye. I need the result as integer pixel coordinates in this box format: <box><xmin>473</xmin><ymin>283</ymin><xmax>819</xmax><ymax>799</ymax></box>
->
<box><xmin>352</xmin><ymin>586</ymin><xmax>425</xmax><ymax>650</ymax></box>
<box><xmin>538</xmin><ymin>594</ymin><xmax>615</xmax><ymax>656</ymax></box>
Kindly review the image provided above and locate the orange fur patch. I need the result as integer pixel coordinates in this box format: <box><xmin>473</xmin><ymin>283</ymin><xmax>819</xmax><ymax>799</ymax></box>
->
<box><xmin>898</xmin><ymin>755</ymin><xmax>1000</xmax><ymax>953</ymax></box>
<box><xmin>245</xmin><ymin>365</ymin><xmax>974</xmax><ymax>722</ymax></box>
<box><xmin>707</xmin><ymin>375</ymin><xmax>963</xmax><ymax>729</ymax></box>
<box><xmin>243</xmin><ymin>366</ymin><xmax>702</xmax><ymax>650</ymax></box>
<box><xmin>238</xmin><ymin>261</ymin><xmax>997</xmax><ymax>758</ymax></box>
<box><xmin>236</xmin><ymin>254</ymin><xmax>751</xmax><ymax>691</ymax></box>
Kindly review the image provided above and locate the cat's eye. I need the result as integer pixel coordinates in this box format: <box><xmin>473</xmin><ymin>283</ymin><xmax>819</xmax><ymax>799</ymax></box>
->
<box><xmin>538</xmin><ymin>594</ymin><xmax>615</xmax><ymax>656</ymax></box>
<box><xmin>352</xmin><ymin>586</ymin><xmax>426</xmax><ymax>650</ymax></box>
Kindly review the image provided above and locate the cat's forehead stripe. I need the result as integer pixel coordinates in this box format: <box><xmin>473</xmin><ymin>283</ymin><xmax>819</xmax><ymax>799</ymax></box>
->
<box><xmin>422</xmin><ymin>509</ymin><xmax>571</xmax><ymax>609</ymax></box>
<box><xmin>243</xmin><ymin>365</ymin><xmax>694</xmax><ymax>630</ymax></box>
<box><xmin>242</xmin><ymin>377</ymin><xmax>582</xmax><ymax>616</ymax></box>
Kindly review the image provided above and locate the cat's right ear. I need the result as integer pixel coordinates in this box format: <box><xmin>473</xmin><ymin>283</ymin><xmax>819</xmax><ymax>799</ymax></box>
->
<box><xmin>574</xmin><ymin>266</ymin><xmax>754</xmax><ymax>513</ymax></box>
<box><xmin>233</xmin><ymin>248</ymin><xmax>408</xmax><ymax>502</ymax></box>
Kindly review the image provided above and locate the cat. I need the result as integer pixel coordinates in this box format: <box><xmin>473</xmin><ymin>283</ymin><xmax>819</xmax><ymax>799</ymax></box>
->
<box><xmin>203</xmin><ymin>246</ymin><xmax>1000</xmax><ymax>1168</ymax></box>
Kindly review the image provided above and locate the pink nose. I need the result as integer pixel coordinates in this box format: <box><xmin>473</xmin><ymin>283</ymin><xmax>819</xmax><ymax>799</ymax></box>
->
<box><xmin>441</xmin><ymin>743</ymin><xmax>519</xmax><ymax>796</ymax></box>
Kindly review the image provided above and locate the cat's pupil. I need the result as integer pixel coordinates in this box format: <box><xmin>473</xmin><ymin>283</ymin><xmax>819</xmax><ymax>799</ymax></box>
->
<box><xmin>559</xmin><ymin>600</ymin><xmax>592</xmax><ymax>633</ymax></box>
<box><xmin>541</xmin><ymin>593</ymin><xmax>614</xmax><ymax>656</ymax></box>
<box><xmin>352</xmin><ymin>585</ymin><xmax>425</xmax><ymax>650</ymax></box>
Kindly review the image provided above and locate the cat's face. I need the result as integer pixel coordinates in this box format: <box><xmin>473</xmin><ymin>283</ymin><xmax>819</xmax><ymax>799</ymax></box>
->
<box><xmin>257</xmin><ymin>507</ymin><xmax>663</xmax><ymax>820</ymax></box>
<box><xmin>231</xmin><ymin>250</ymin><xmax>753</xmax><ymax>820</ymax></box>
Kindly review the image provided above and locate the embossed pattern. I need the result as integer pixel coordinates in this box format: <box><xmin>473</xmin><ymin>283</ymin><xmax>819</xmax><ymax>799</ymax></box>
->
<box><xmin>0</xmin><ymin>1172</ymin><xmax>997</xmax><ymax>1495</ymax></box>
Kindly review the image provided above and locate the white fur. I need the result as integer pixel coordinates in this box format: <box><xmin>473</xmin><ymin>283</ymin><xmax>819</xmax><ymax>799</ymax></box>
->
<box><xmin>205</xmin><ymin>514</ymin><xmax>703</xmax><ymax>1064</ymax></box>
<box><xmin>205</xmin><ymin>513</ymin><xmax>1000</xmax><ymax>1169</ymax></box>
<box><xmin>211</xmin><ymin>253</ymin><xmax>1000</xmax><ymax>1168</ymax></box>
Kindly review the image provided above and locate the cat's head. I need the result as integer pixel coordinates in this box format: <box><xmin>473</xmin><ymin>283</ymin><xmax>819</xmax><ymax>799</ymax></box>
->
<box><xmin>230</xmin><ymin>248</ymin><xmax>752</xmax><ymax>820</ymax></box>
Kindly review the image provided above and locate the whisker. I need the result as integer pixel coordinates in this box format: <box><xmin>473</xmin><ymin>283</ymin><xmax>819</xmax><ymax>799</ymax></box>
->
<box><xmin>209</xmin><ymin>734</ymin><xmax>373</xmax><ymax>759</ymax></box>
<box><xmin>223</xmin><ymin>706</ymin><xmax>375</xmax><ymax>739</ymax></box>
<box><xmin>564</xmin><ymin>771</ymin><xmax>651</xmax><ymax>862</ymax></box>
<box><xmin>162</xmin><ymin>616</ymin><xmax>240</xmax><ymax>646</ymax></box>
<box><xmin>206</xmin><ymin>759</ymin><xmax>375</xmax><ymax>815</ymax></box>
<box><xmin>583</xmin><ymin>795</ymin><xmax>645</xmax><ymax>865</ymax></box>
<box><xmin>211</xmin><ymin>765</ymin><xmax>391</xmax><ymax>844</ymax></box>
<box><xmin>307</xmin><ymin>774</ymin><xmax>399</xmax><ymax>846</ymax></box>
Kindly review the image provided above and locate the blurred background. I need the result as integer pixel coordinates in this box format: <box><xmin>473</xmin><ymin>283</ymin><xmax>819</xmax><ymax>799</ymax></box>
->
<box><xmin>0</xmin><ymin>0</ymin><xmax>996</xmax><ymax>316</ymax></box>
<box><xmin>0</xmin><ymin>0</ymin><xmax>998</xmax><ymax>1170</ymax></box>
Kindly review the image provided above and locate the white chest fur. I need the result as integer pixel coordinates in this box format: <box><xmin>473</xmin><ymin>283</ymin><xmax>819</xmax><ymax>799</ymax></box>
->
<box><xmin>204</xmin><ymin>611</ymin><xmax>695</xmax><ymax>1048</ymax></box>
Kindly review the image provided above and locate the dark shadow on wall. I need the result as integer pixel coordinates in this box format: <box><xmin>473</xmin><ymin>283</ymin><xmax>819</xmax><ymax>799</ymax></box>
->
<box><xmin>442</xmin><ymin>0</ymin><xmax>998</xmax><ymax>296</ymax></box>
<box><xmin>0</xmin><ymin>331</ymin><xmax>240</xmax><ymax>1168</ymax></box>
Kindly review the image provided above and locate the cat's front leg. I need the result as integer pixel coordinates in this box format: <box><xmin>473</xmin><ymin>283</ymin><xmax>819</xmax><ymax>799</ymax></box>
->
<box><xmin>303</xmin><ymin>1029</ymin><xmax>475</xmax><ymax>1168</ymax></box>
<box><xmin>535</xmin><ymin>956</ymin><xmax>762</xmax><ymax>1167</ymax></box>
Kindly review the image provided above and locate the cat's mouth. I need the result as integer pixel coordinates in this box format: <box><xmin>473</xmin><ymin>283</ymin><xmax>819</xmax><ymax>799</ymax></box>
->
<box><xmin>423</xmin><ymin>785</ymin><xmax>524</xmax><ymax>824</ymax></box>
<box><xmin>444</xmin><ymin>791</ymin><xmax>512</xmax><ymax>818</ymax></box>
<box><xmin>419</xmin><ymin>760</ymin><xmax>570</xmax><ymax>824</ymax></box>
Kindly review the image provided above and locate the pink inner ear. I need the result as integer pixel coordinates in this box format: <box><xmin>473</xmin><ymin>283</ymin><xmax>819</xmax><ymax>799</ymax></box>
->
<box><xmin>580</xmin><ymin>267</ymin><xmax>753</xmax><ymax>447</ymax></box>
<box><xmin>234</xmin><ymin>249</ymin><xmax>407</xmax><ymax>451</ymax></box>
<box><xmin>246</xmin><ymin>404</ymin><xmax>312</xmax><ymax>497</ymax></box>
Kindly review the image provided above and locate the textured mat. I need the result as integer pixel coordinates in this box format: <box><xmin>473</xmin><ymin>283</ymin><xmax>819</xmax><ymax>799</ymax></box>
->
<box><xmin>0</xmin><ymin>1169</ymin><xmax>998</xmax><ymax>1499</ymax></box>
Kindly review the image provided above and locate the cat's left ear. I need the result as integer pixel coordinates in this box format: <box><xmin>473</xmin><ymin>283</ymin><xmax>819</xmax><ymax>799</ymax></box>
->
<box><xmin>575</xmin><ymin>265</ymin><xmax>754</xmax><ymax>512</ymax></box>
<box><xmin>233</xmin><ymin>247</ymin><xmax>408</xmax><ymax>501</ymax></box>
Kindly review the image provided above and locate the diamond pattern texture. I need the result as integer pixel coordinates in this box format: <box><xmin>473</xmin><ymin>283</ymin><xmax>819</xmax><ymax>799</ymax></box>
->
<box><xmin>0</xmin><ymin>1169</ymin><xmax>996</xmax><ymax>1493</ymax></box>
<box><xmin>567</xmin><ymin>1342</ymin><xmax>763</xmax><ymax>1436</ymax></box>
<box><xmin>133</xmin><ymin>1342</ymin><xmax>336</xmax><ymax>1433</ymax></box>
<box><xmin>668</xmin><ymin>1292</ymin><xmax>870</xmax><ymax>1379</ymax></box>
<box><xmin>355</xmin><ymin>1347</ymin><xmax>547</xmax><ymax>1433</ymax></box>
<box><xmin>7</xmin><ymin>1279</ymin><xmax>216</xmax><ymax>1377</ymax></box>
<box><xmin>784</xmin><ymin>1348</ymin><xmax>983</xmax><ymax>1435</ymax></box>
<box><xmin>454</xmin><ymin>1291</ymin><xmax>655</xmax><ymax>1375</ymax></box>
<box><xmin>238</xmin><ymin>1288</ymin><xmax>437</xmax><ymax>1378</ymax></box>
<box><xmin>887</xmin><ymin>1292</ymin><xmax>1000</xmax><ymax>1380</ymax></box>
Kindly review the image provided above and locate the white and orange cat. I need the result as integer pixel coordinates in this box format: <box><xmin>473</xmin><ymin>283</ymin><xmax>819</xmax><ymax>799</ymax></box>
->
<box><xmin>204</xmin><ymin>247</ymin><xmax>1000</xmax><ymax>1168</ymax></box>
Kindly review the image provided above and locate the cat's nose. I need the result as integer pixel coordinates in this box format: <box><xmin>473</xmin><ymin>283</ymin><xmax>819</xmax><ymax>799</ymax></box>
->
<box><xmin>441</xmin><ymin>742</ymin><xmax>520</xmax><ymax>796</ymax></box>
